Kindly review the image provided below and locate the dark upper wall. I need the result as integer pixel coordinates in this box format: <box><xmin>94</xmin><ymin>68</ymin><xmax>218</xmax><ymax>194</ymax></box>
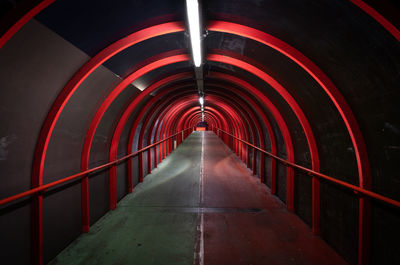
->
<box><xmin>35</xmin><ymin>0</ymin><xmax>185</xmax><ymax>56</ymax></box>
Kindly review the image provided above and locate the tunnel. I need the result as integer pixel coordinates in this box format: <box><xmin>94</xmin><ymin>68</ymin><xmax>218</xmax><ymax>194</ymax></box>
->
<box><xmin>0</xmin><ymin>0</ymin><xmax>399</xmax><ymax>264</ymax></box>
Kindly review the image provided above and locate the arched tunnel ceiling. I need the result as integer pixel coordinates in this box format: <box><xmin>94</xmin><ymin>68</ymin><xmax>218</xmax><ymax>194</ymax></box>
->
<box><xmin>0</xmin><ymin>1</ymin><xmax>399</xmax><ymax>265</ymax></box>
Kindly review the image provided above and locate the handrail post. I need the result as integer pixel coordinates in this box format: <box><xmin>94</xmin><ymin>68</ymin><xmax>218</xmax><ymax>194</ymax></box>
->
<box><xmin>148</xmin><ymin>145</ymin><xmax>152</xmax><ymax>174</ymax></box>
<box><xmin>312</xmin><ymin>176</ymin><xmax>320</xmax><ymax>235</ymax></box>
<box><xmin>154</xmin><ymin>142</ymin><xmax>158</xmax><ymax>169</ymax></box>
<box><xmin>260</xmin><ymin>150</ymin><xmax>265</xmax><ymax>183</ymax></box>
<box><xmin>163</xmin><ymin>135</ymin><xmax>167</xmax><ymax>159</ymax></box>
<box><xmin>159</xmin><ymin>138</ymin><xmax>163</xmax><ymax>162</ymax></box>
<box><xmin>359</xmin><ymin>197</ymin><xmax>371</xmax><ymax>265</ymax></box>
<box><xmin>139</xmin><ymin>151</ymin><xmax>143</xmax><ymax>182</ymax></box>
<box><xmin>32</xmin><ymin>194</ymin><xmax>43</xmax><ymax>265</ymax></box>
<box><xmin>271</xmin><ymin>156</ymin><xmax>277</xmax><ymax>195</ymax></box>
<box><xmin>81</xmin><ymin>176</ymin><xmax>90</xmax><ymax>232</ymax></box>
<box><xmin>252</xmin><ymin>147</ymin><xmax>256</xmax><ymax>175</ymax></box>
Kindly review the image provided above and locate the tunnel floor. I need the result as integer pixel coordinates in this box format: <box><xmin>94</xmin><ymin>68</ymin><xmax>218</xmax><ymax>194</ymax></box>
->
<box><xmin>49</xmin><ymin>131</ymin><xmax>348</xmax><ymax>265</ymax></box>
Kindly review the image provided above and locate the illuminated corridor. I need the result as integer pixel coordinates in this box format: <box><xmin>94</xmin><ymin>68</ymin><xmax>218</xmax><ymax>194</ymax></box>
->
<box><xmin>49</xmin><ymin>132</ymin><xmax>346</xmax><ymax>265</ymax></box>
<box><xmin>0</xmin><ymin>1</ymin><xmax>399</xmax><ymax>265</ymax></box>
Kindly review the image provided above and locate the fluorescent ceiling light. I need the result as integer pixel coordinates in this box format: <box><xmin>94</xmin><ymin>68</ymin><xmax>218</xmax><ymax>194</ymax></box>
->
<box><xmin>131</xmin><ymin>81</ymin><xmax>146</xmax><ymax>91</ymax></box>
<box><xmin>199</xmin><ymin>96</ymin><xmax>204</xmax><ymax>105</ymax></box>
<box><xmin>186</xmin><ymin>0</ymin><xmax>202</xmax><ymax>67</ymax></box>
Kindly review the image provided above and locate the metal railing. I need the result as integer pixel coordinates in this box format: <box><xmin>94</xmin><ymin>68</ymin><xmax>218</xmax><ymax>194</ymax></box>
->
<box><xmin>216</xmin><ymin>128</ymin><xmax>400</xmax><ymax>208</ymax></box>
<box><xmin>0</xmin><ymin>127</ymin><xmax>193</xmax><ymax>207</ymax></box>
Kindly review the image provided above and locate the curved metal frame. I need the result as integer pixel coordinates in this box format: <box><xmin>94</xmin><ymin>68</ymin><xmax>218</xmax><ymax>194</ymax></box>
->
<box><xmin>0</xmin><ymin>1</ymin><xmax>395</xmax><ymax>260</ymax></box>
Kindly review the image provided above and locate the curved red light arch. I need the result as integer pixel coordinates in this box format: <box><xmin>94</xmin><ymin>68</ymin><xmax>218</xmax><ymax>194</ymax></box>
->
<box><xmin>208</xmin><ymin>21</ymin><xmax>369</xmax><ymax>187</ymax></box>
<box><xmin>28</xmin><ymin>23</ymin><xmax>364</xmax><ymax>235</ymax></box>
<box><xmin>32</xmin><ymin>24</ymin><xmax>186</xmax><ymax>192</ymax></box>
<box><xmin>137</xmin><ymin>92</ymin><xmax>198</xmax><ymax>179</ymax></box>
<box><xmin>28</xmin><ymin>21</ymin><xmax>185</xmax><ymax>265</ymax></box>
<box><xmin>159</xmin><ymin>101</ymin><xmax>223</xmax><ymax>157</ymax></box>
<box><xmin>68</xmin><ymin>50</ymin><xmax>312</xmax><ymax>237</ymax></box>
<box><xmin>206</xmin><ymin>95</ymin><xmax>256</xmax><ymax>163</ymax></box>
<box><xmin>125</xmin><ymin>83</ymin><xmax>194</xmax><ymax>179</ymax></box>
<box><xmin>189</xmin><ymin>96</ymin><xmax>252</xmax><ymax>162</ymax></box>
<box><xmin>0</xmin><ymin>0</ymin><xmax>56</xmax><ymax>48</ymax></box>
<box><xmin>80</xmin><ymin>54</ymin><xmax>189</xmax><ymax>218</ymax></box>
<box><xmin>349</xmin><ymin>0</ymin><xmax>400</xmax><ymax>42</ymax></box>
<box><xmin>136</xmin><ymin>94</ymin><xmax>198</xmax><ymax>173</ymax></box>
<box><xmin>7</xmin><ymin>7</ymin><xmax>393</xmax><ymax>260</ymax></box>
<box><xmin>199</xmin><ymin>102</ymin><xmax>245</xmax><ymax>154</ymax></box>
<box><xmin>185</xmin><ymin>107</ymin><xmax>230</xmax><ymax>138</ymax></box>
<box><xmin>102</xmin><ymin>67</ymin><xmax>297</xmax><ymax>200</ymax></box>
<box><xmin>206</xmin><ymin>86</ymin><xmax>271</xmax><ymax>180</ymax></box>
<box><xmin>107</xmin><ymin>69</ymin><xmax>297</xmax><ymax>201</ymax></box>
<box><xmin>143</xmin><ymin>90</ymin><xmax>200</xmax><ymax>173</ymax></box>
<box><xmin>0</xmin><ymin>0</ymin><xmax>391</xmax><ymax>259</ymax></box>
<box><xmin>206</xmin><ymin>71</ymin><xmax>296</xmax><ymax>207</ymax></box>
<box><xmin>137</xmin><ymin>96</ymin><xmax>193</xmax><ymax>179</ymax></box>
<box><xmin>183</xmin><ymin>110</ymin><xmax>221</xmax><ymax>132</ymax></box>
<box><xmin>107</xmin><ymin>73</ymin><xmax>193</xmax><ymax>189</ymax></box>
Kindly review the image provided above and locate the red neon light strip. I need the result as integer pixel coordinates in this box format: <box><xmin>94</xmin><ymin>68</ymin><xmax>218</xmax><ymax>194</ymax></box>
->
<box><xmin>208</xmin><ymin>21</ymin><xmax>371</xmax><ymax>262</ymax></box>
<box><xmin>208</xmin><ymin>20</ymin><xmax>366</xmax><ymax>185</ymax></box>
<box><xmin>144</xmin><ymin>91</ymin><xmax>196</xmax><ymax>173</ymax></box>
<box><xmin>207</xmin><ymin>62</ymin><xmax>300</xmax><ymax>210</ymax></box>
<box><xmin>138</xmin><ymin>93</ymin><xmax>196</xmax><ymax>181</ymax></box>
<box><xmin>81</xmin><ymin>55</ymin><xmax>189</xmax><ymax>210</ymax></box>
<box><xmin>109</xmin><ymin>73</ymin><xmax>191</xmax><ymax>193</ymax></box>
<box><xmin>206</xmin><ymin>80</ymin><xmax>275</xmax><ymax>175</ymax></box>
<box><xmin>0</xmin><ymin>0</ymin><xmax>55</xmax><ymax>49</ymax></box>
<box><xmin>349</xmin><ymin>0</ymin><xmax>400</xmax><ymax>43</ymax></box>
<box><xmin>206</xmin><ymin>85</ymin><xmax>269</xmax><ymax>179</ymax></box>
<box><xmin>30</xmin><ymin>24</ymin><xmax>185</xmax><ymax>265</ymax></box>
<box><xmin>33</xmin><ymin>23</ymin><xmax>185</xmax><ymax>194</ymax></box>
<box><xmin>145</xmin><ymin>94</ymin><xmax>189</xmax><ymax>172</ymax></box>
<box><xmin>207</xmin><ymin>95</ymin><xmax>254</xmax><ymax>163</ymax></box>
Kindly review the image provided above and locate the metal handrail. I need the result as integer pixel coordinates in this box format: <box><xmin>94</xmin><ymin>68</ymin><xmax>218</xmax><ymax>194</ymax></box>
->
<box><xmin>217</xmin><ymin>128</ymin><xmax>400</xmax><ymax>208</ymax></box>
<box><xmin>0</xmin><ymin>128</ymin><xmax>192</xmax><ymax>207</ymax></box>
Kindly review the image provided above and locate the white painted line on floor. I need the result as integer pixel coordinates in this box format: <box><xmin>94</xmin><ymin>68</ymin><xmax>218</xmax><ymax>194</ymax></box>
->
<box><xmin>200</xmin><ymin>132</ymin><xmax>204</xmax><ymax>204</ymax></box>
<box><xmin>200</xmin><ymin>132</ymin><xmax>205</xmax><ymax>265</ymax></box>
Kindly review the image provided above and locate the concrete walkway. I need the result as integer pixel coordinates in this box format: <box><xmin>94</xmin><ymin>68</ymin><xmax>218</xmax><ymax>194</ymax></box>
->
<box><xmin>201</xmin><ymin>132</ymin><xmax>347</xmax><ymax>265</ymax></box>
<box><xmin>50</xmin><ymin>131</ymin><xmax>347</xmax><ymax>265</ymax></box>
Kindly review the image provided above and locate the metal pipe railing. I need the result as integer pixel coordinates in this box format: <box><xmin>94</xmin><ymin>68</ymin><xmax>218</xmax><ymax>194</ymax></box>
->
<box><xmin>0</xmin><ymin>127</ymin><xmax>193</xmax><ymax>207</ymax></box>
<box><xmin>216</xmin><ymin>128</ymin><xmax>400</xmax><ymax>208</ymax></box>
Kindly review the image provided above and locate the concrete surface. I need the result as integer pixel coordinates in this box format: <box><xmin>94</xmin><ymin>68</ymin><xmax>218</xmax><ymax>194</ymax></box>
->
<box><xmin>201</xmin><ymin>132</ymin><xmax>348</xmax><ymax>265</ymax></box>
<box><xmin>49</xmin><ymin>133</ymin><xmax>202</xmax><ymax>265</ymax></box>
<box><xmin>49</xmin><ymin>131</ymin><xmax>348</xmax><ymax>265</ymax></box>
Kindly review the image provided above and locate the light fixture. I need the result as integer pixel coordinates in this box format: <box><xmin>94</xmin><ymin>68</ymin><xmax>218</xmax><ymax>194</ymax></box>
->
<box><xmin>131</xmin><ymin>80</ymin><xmax>146</xmax><ymax>91</ymax></box>
<box><xmin>186</xmin><ymin>0</ymin><xmax>202</xmax><ymax>67</ymax></box>
<box><xmin>199</xmin><ymin>96</ymin><xmax>204</xmax><ymax>105</ymax></box>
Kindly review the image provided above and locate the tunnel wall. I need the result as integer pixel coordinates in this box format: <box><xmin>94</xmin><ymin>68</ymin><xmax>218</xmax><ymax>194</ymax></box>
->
<box><xmin>0</xmin><ymin>19</ymin><xmax>95</xmax><ymax>264</ymax></box>
<box><xmin>0</xmin><ymin>19</ymin><xmax>144</xmax><ymax>264</ymax></box>
<box><xmin>205</xmin><ymin>1</ymin><xmax>400</xmax><ymax>263</ymax></box>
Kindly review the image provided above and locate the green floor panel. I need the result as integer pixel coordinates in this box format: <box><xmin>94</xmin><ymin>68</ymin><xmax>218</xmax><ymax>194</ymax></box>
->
<box><xmin>49</xmin><ymin>133</ymin><xmax>203</xmax><ymax>265</ymax></box>
<box><xmin>49</xmin><ymin>209</ymin><xmax>198</xmax><ymax>265</ymax></box>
